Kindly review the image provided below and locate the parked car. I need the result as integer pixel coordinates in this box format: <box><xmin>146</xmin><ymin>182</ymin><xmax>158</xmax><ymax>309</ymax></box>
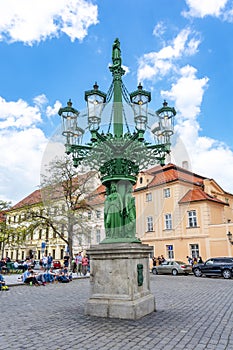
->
<box><xmin>192</xmin><ymin>257</ymin><xmax>233</xmax><ymax>279</ymax></box>
<box><xmin>52</xmin><ymin>260</ymin><xmax>61</xmax><ymax>269</ymax></box>
<box><xmin>152</xmin><ymin>261</ymin><xmax>192</xmax><ymax>276</ymax></box>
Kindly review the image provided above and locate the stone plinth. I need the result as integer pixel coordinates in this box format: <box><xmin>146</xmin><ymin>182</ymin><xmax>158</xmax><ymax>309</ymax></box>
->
<box><xmin>85</xmin><ymin>243</ymin><xmax>156</xmax><ymax>319</ymax></box>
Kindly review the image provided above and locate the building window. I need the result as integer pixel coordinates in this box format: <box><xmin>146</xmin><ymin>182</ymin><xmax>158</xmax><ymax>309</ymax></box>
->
<box><xmin>164</xmin><ymin>188</ymin><xmax>171</xmax><ymax>198</ymax></box>
<box><xmin>96</xmin><ymin>229</ymin><xmax>101</xmax><ymax>243</ymax></box>
<box><xmin>39</xmin><ymin>229</ymin><xmax>42</xmax><ymax>240</ymax></box>
<box><xmin>88</xmin><ymin>211</ymin><xmax>92</xmax><ymax>220</ymax></box>
<box><xmin>139</xmin><ymin>177</ymin><xmax>143</xmax><ymax>184</ymax></box>
<box><xmin>190</xmin><ymin>244</ymin><xmax>199</xmax><ymax>258</ymax></box>
<box><xmin>147</xmin><ymin>216</ymin><xmax>153</xmax><ymax>232</ymax></box>
<box><xmin>188</xmin><ymin>210</ymin><xmax>197</xmax><ymax>227</ymax></box>
<box><xmin>146</xmin><ymin>193</ymin><xmax>152</xmax><ymax>202</ymax></box>
<box><xmin>52</xmin><ymin>249</ymin><xmax>56</xmax><ymax>259</ymax></box>
<box><xmin>96</xmin><ymin>210</ymin><xmax>101</xmax><ymax>219</ymax></box>
<box><xmin>45</xmin><ymin>227</ymin><xmax>49</xmax><ymax>241</ymax></box>
<box><xmin>166</xmin><ymin>245</ymin><xmax>174</xmax><ymax>259</ymax></box>
<box><xmin>30</xmin><ymin>232</ymin><xmax>33</xmax><ymax>240</ymax></box>
<box><xmin>60</xmin><ymin>249</ymin><xmax>64</xmax><ymax>260</ymax></box>
<box><xmin>165</xmin><ymin>213</ymin><xmax>172</xmax><ymax>230</ymax></box>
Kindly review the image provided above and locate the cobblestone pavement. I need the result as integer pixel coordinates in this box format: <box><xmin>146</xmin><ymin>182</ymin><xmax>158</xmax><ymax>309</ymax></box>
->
<box><xmin>0</xmin><ymin>275</ymin><xmax>232</xmax><ymax>350</ymax></box>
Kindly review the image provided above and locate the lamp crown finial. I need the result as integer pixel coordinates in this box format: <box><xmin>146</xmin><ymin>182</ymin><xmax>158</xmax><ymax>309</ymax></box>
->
<box><xmin>137</xmin><ymin>83</ymin><xmax>143</xmax><ymax>90</ymax></box>
<box><xmin>93</xmin><ymin>82</ymin><xmax>99</xmax><ymax>90</ymax></box>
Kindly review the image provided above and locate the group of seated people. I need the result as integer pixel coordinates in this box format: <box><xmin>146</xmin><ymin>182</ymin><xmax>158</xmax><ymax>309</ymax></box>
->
<box><xmin>22</xmin><ymin>267</ymin><xmax>73</xmax><ymax>286</ymax></box>
<box><xmin>0</xmin><ymin>258</ymin><xmax>34</xmax><ymax>274</ymax></box>
<box><xmin>14</xmin><ymin>259</ymin><xmax>32</xmax><ymax>272</ymax></box>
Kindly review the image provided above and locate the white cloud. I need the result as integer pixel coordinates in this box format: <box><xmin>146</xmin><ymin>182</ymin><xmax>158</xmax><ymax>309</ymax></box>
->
<box><xmin>183</xmin><ymin>0</ymin><xmax>229</xmax><ymax>19</ymax></box>
<box><xmin>160</xmin><ymin>63</ymin><xmax>233</xmax><ymax>195</ymax></box>
<box><xmin>137</xmin><ymin>28</ymin><xmax>200</xmax><ymax>83</ymax></box>
<box><xmin>153</xmin><ymin>22</ymin><xmax>166</xmax><ymax>38</ymax></box>
<box><xmin>0</xmin><ymin>97</ymin><xmax>42</xmax><ymax>129</ymax></box>
<box><xmin>33</xmin><ymin>94</ymin><xmax>48</xmax><ymax>107</ymax></box>
<box><xmin>46</xmin><ymin>101</ymin><xmax>62</xmax><ymax>118</ymax></box>
<box><xmin>0</xmin><ymin>127</ymin><xmax>48</xmax><ymax>203</ymax></box>
<box><xmin>137</xmin><ymin>27</ymin><xmax>233</xmax><ymax>194</ymax></box>
<box><xmin>0</xmin><ymin>0</ymin><xmax>98</xmax><ymax>45</ymax></box>
<box><xmin>162</xmin><ymin>65</ymin><xmax>209</xmax><ymax>120</ymax></box>
<box><xmin>0</xmin><ymin>95</ymin><xmax>61</xmax><ymax>204</ymax></box>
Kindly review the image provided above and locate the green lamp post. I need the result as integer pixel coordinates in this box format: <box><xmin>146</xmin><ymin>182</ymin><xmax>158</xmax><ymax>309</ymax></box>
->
<box><xmin>59</xmin><ymin>38</ymin><xmax>176</xmax><ymax>244</ymax></box>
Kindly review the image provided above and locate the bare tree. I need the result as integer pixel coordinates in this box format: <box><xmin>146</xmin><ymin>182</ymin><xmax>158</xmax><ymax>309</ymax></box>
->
<box><xmin>25</xmin><ymin>156</ymin><xmax>99</xmax><ymax>258</ymax></box>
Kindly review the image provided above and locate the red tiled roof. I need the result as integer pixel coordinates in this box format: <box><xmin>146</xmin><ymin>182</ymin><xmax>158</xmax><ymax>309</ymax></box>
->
<box><xmin>12</xmin><ymin>189</ymin><xmax>42</xmax><ymax>209</ymax></box>
<box><xmin>86</xmin><ymin>184</ymin><xmax>106</xmax><ymax>206</ymax></box>
<box><xmin>179</xmin><ymin>188</ymin><xmax>227</xmax><ymax>205</ymax></box>
<box><xmin>145</xmin><ymin>163</ymin><xmax>205</xmax><ymax>188</ymax></box>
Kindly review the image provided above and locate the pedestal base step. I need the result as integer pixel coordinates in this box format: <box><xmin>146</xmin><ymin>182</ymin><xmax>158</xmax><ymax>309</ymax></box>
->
<box><xmin>85</xmin><ymin>293</ymin><xmax>156</xmax><ymax>320</ymax></box>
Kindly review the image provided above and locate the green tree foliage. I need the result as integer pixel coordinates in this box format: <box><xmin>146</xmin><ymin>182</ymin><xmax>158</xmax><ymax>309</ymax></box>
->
<box><xmin>0</xmin><ymin>200</ymin><xmax>12</xmax><ymax>211</ymax></box>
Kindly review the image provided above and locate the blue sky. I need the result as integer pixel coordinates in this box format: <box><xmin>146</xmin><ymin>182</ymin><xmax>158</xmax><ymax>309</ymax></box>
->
<box><xmin>1</xmin><ymin>0</ymin><xmax>233</xmax><ymax>204</ymax></box>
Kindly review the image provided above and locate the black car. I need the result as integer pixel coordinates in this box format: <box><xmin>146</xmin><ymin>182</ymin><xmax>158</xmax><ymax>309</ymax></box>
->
<box><xmin>192</xmin><ymin>257</ymin><xmax>233</xmax><ymax>279</ymax></box>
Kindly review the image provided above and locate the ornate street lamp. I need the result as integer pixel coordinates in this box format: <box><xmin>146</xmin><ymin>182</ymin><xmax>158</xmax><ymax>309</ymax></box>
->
<box><xmin>58</xmin><ymin>99</ymin><xmax>84</xmax><ymax>155</ymax></box>
<box><xmin>59</xmin><ymin>38</ymin><xmax>176</xmax><ymax>244</ymax></box>
<box><xmin>130</xmin><ymin>82</ymin><xmax>151</xmax><ymax>140</ymax></box>
<box><xmin>85</xmin><ymin>82</ymin><xmax>107</xmax><ymax>135</ymax></box>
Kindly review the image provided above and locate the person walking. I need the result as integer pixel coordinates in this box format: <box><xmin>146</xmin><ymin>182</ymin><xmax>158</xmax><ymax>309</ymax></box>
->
<box><xmin>42</xmin><ymin>254</ymin><xmax>48</xmax><ymax>271</ymax></box>
<box><xmin>75</xmin><ymin>252</ymin><xmax>82</xmax><ymax>276</ymax></box>
<box><xmin>63</xmin><ymin>253</ymin><xmax>70</xmax><ymax>269</ymax></box>
<box><xmin>81</xmin><ymin>255</ymin><xmax>89</xmax><ymax>276</ymax></box>
<box><xmin>47</xmin><ymin>253</ymin><xmax>53</xmax><ymax>270</ymax></box>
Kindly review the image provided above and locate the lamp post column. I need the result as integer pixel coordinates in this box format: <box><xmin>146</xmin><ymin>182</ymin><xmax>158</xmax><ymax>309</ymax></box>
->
<box><xmin>109</xmin><ymin>38</ymin><xmax>125</xmax><ymax>137</ymax></box>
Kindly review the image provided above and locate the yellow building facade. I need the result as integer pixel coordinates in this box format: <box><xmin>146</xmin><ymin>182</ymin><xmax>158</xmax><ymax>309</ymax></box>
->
<box><xmin>135</xmin><ymin>164</ymin><xmax>233</xmax><ymax>261</ymax></box>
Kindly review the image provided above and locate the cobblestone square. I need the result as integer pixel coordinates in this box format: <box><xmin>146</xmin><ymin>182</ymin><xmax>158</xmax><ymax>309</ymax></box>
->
<box><xmin>0</xmin><ymin>275</ymin><xmax>232</xmax><ymax>350</ymax></box>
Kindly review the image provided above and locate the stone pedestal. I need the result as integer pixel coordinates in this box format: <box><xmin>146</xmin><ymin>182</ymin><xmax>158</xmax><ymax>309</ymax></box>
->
<box><xmin>85</xmin><ymin>243</ymin><xmax>156</xmax><ymax>320</ymax></box>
